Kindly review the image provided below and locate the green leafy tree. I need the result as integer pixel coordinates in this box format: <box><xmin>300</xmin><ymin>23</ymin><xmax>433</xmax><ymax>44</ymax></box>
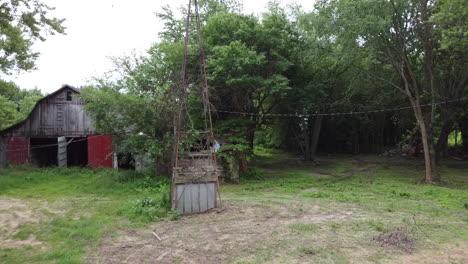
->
<box><xmin>156</xmin><ymin>0</ymin><xmax>241</xmax><ymax>43</ymax></box>
<box><xmin>0</xmin><ymin>94</ymin><xmax>18</xmax><ymax>130</ymax></box>
<box><xmin>280</xmin><ymin>9</ymin><xmax>357</xmax><ymax>161</ymax></box>
<box><xmin>81</xmin><ymin>42</ymin><xmax>185</xmax><ymax>175</ymax></box>
<box><xmin>0</xmin><ymin>0</ymin><xmax>62</xmax><ymax>130</ymax></box>
<box><xmin>315</xmin><ymin>0</ymin><xmax>468</xmax><ymax>183</ymax></box>
<box><xmin>432</xmin><ymin>0</ymin><xmax>468</xmax><ymax>54</ymax></box>
<box><xmin>0</xmin><ymin>80</ymin><xmax>42</xmax><ymax>130</ymax></box>
<box><xmin>204</xmin><ymin>9</ymin><xmax>292</xmax><ymax>150</ymax></box>
<box><xmin>431</xmin><ymin>0</ymin><xmax>468</xmax><ymax>157</ymax></box>
<box><xmin>0</xmin><ymin>0</ymin><xmax>65</xmax><ymax>74</ymax></box>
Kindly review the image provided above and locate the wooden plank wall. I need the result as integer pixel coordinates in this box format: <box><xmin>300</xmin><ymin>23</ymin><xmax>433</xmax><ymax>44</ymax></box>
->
<box><xmin>0</xmin><ymin>137</ymin><xmax>7</xmax><ymax>168</ymax></box>
<box><xmin>1</xmin><ymin>87</ymin><xmax>97</xmax><ymax>137</ymax></box>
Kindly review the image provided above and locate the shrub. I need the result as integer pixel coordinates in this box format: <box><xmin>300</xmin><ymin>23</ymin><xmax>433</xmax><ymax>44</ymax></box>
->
<box><xmin>129</xmin><ymin>180</ymin><xmax>171</xmax><ymax>222</ymax></box>
<box><xmin>240</xmin><ymin>167</ymin><xmax>265</xmax><ymax>181</ymax></box>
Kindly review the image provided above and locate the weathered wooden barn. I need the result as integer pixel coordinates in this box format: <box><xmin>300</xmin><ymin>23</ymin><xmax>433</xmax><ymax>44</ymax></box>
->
<box><xmin>0</xmin><ymin>85</ymin><xmax>113</xmax><ymax>168</ymax></box>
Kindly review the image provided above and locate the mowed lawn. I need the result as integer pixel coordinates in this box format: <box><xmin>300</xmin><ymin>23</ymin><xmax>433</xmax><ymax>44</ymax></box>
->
<box><xmin>0</xmin><ymin>154</ymin><xmax>467</xmax><ymax>264</ymax></box>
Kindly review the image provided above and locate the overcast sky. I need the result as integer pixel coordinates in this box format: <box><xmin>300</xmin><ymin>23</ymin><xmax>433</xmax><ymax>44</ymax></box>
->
<box><xmin>6</xmin><ymin>0</ymin><xmax>314</xmax><ymax>93</ymax></box>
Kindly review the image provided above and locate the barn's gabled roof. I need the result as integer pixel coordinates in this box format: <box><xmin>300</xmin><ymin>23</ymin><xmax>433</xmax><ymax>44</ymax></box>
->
<box><xmin>0</xmin><ymin>84</ymin><xmax>81</xmax><ymax>135</ymax></box>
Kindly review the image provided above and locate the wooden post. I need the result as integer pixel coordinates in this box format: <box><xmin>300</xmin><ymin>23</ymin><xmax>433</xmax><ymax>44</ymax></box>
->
<box><xmin>0</xmin><ymin>137</ymin><xmax>7</xmax><ymax>168</ymax></box>
<box><xmin>113</xmin><ymin>153</ymin><xmax>118</xmax><ymax>169</ymax></box>
<box><xmin>57</xmin><ymin>136</ymin><xmax>67</xmax><ymax>167</ymax></box>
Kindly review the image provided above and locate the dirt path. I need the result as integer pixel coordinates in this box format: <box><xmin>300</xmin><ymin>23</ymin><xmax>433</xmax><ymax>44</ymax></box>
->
<box><xmin>89</xmin><ymin>200</ymin><xmax>360</xmax><ymax>264</ymax></box>
<box><xmin>89</xmin><ymin>195</ymin><xmax>467</xmax><ymax>264</ymax></box>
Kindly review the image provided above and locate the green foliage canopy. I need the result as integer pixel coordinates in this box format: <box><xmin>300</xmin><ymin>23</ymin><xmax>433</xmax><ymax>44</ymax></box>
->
<box><xmin>0</xmin><ymin>80</ymin><xmax>42</xmax><ymax>130</ymax></box>
<box><xmin>0</xmin><ymin>0</ymin><xmax>65</xmax><ymax>74</ymax></box>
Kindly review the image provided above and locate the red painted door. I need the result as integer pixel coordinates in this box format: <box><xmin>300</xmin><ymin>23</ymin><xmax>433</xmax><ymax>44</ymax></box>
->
<box><xmin>87</xmin><ymin>135</ymin><xmax>113</xmax><ymax>168</ymax></box>
<box><xmin>7</xmin><ymin>137</ymin><xmax>28</xmax><ymax>165</ymax></box>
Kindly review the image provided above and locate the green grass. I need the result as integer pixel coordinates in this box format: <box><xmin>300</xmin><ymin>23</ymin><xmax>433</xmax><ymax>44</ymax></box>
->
<box><xmin>1</xmin><ymin>153</ymin><xmax>467</xmax><ymax>263</ymax></box>
<box><xmin>230</xmin><ymin>155</ymin><xmax>468</xmax><ymax>211</ymax></box>
<box><xmin>0</xmin><ymin>166</ymin><xmax>171</xmax><ymax>264</ymax></box>
<box><xmin>289</xmin><ymin>223</ymin><xmax>319</xmax><ymax>232</ymax></box>
<box><xmin>224</xmin><ymin>153</ymin><xmax>468</xmax><ymax>257</ymax></box>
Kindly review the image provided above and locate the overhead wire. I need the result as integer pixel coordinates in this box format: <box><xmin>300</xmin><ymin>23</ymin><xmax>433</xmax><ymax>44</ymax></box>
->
<box><xmin>4</xmin><ymin>98</ymin><xmax>466</xmax><ymax>152</ymax></box>
<box><xmin>213</xmin><ymin>97</ymin><xmax>468</xmax><ymax>117</ymax></box>
<box><xmin>5</xmin><ymin>135</ymin><xmax>103</xmax><ymax>152</ymax></box>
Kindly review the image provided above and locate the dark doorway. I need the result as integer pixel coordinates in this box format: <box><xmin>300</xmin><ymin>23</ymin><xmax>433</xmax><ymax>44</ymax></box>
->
<box><xmin>30</xmin><ymin>138</ymin><xmax>57</xmax><ymax>167</ymax></box>
<box><xmin>117</xmin><ymin>153</ymin><xmax>135</xmax><ymax>170</ymax></box>
<box><xmin>67</xmin><ymin>137</ymin><xmax>88</xmax><ymax>167</ymax></box>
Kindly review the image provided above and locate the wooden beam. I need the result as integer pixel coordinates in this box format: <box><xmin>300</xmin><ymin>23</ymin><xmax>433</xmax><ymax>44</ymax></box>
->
<box><xmin>66</xmin><ymin>137</ymin><xmax>75</xmax><ymax>146</ymax></box>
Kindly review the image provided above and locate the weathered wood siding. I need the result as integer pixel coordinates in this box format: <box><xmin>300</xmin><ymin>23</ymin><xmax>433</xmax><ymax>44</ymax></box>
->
<box><xmin>0</xmin><ymin>137</ymin><xmax>7</xmax><ymax>168</ymax></box>
<box><xmin>0</xmin><ymin>87</ymin><xmax>96</xmax><ymax>137</ymax></box>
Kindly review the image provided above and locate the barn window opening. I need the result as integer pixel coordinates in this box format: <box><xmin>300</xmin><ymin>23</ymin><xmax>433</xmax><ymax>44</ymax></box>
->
<box><xmin>66</xmin><ymin>91</ymin><xmax>72</xmax><ymax>101</ymax></box>
<box><xmin>30</xmin><ymin>138</ymin><xmax>58</xmax><ymax>167</ymax></box>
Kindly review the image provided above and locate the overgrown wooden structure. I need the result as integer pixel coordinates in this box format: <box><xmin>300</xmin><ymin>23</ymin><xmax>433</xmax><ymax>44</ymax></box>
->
<box><xmin>173</xmin><ymin>142</ymin><xmax>223</xmax><ymax>214</ymax></box>
<box><xmin>171</xmin><ymin>0</ymin><xmax>222</xmax><ymax>214</ymax></box>
<box><xmin>0</xmin><ymin>85</ymin><xmax>113</xmax><ymax>168</ymax></box>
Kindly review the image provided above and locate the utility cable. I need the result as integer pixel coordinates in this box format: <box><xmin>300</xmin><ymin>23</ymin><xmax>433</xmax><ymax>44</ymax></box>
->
<box><xmin>213</xmin><ymin>97</ymin><xmax>468</xmax><ymax>117</ymax></box>
<box><xmin>4</xmin><ymin>135</ymin><xmax>103</xmax><ymax>152</ymax></box>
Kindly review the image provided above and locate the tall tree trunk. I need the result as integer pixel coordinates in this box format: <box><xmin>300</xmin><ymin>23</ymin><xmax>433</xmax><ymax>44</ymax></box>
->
<box><xmin>427</xmin><ymin>129</ymin><xmax>440</xmax><ymax>182</ymax></box>
<box><xmin>247</xmin><ymin>124</ymin><xmax>256</xmax><ymax>153</ymax></box>
<box><xmin>419</xmin><ymin>0</ymin><xmax>439</xmax><ymax>182</ymax></box>
<box><xmin>248</xmin><ymin>132</ymin><xmax>255</xmax><ymax>152</ymax></box>
<box><xmin>415</xmin><ymin>108</ymin><xmax>440</xmax><ymax>183</ymax></box>
<box><xmin>234</xmin><ymin>150</ymin><xmax>248</xmax><ymax>174</ymax></box>
<box><xmin>460</xmin><ymin>117</ymin><xmax>468</xmax><ymax>154</ymax></box>
<box><xmin>310</xmin><ymin>115</ymin><xmax>323</xmax><ymax>161</ymax></box>
<box><xmin>304</xmin><ymin>119</ymin><xmax>312</xmax><ymax>161</ymax></box>
<box><xmin>436</xmin><ymin>121</ymin><xmax>453</xmax><ymax>163</ymax></box>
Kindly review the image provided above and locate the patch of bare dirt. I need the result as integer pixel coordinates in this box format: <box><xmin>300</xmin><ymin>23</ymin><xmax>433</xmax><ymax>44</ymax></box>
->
<box><xmin>0</xmin><ymin>235</ymin><xmax>43</xmax><ymax>249</ymax></box>
<box><xmin>0</xmin><ymin>198</ymin><xmax>39</xmax><ymax>233</ymax></box>
<box><xmin>383</xmin><ymin>242</ymin><xmax>468</xmax><ymax>264</ymax></box>
<box><xmin>0</xmin><ymin>197</ymin><xmax>62</xmax><ymax>250</ymax></box>
<box><xmin>89</xmin><ymin>200</ymin><xmax>360</xmax><ymax>264</ymax></box>
<box><xmin>0</xmin><ymin>198</ymin><xmax>43</xmax><ymax>249</ymax></box>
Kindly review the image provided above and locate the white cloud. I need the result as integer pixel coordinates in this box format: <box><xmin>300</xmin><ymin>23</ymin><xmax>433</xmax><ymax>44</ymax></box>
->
<box><xmin>5</xmin><ymin>0</ymin><xmax>313</xmax><ymax>93</ymax></box>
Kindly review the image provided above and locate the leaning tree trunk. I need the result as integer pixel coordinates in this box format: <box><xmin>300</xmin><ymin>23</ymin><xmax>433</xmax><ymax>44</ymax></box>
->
<box><xmin>310</xmin><ymin>115</ymin><xmax>323</xmax><ymax>161</ymax></box>
<box><xmin>414</xmin><ymin>107</ymin><xmax>440</xmax><ymax>183</ymax></box>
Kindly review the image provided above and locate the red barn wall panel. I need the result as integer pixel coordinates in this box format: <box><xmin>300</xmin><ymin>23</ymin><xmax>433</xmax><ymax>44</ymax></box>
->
<box><xmin>87</xmin><ymin>135</ymin><xmax>113</xmax><ymax>168</ymax></box>
<box><xmin>7</xmin><ymin>137</ymin><xmax>28</xmax><ymax>164</ymax></box>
